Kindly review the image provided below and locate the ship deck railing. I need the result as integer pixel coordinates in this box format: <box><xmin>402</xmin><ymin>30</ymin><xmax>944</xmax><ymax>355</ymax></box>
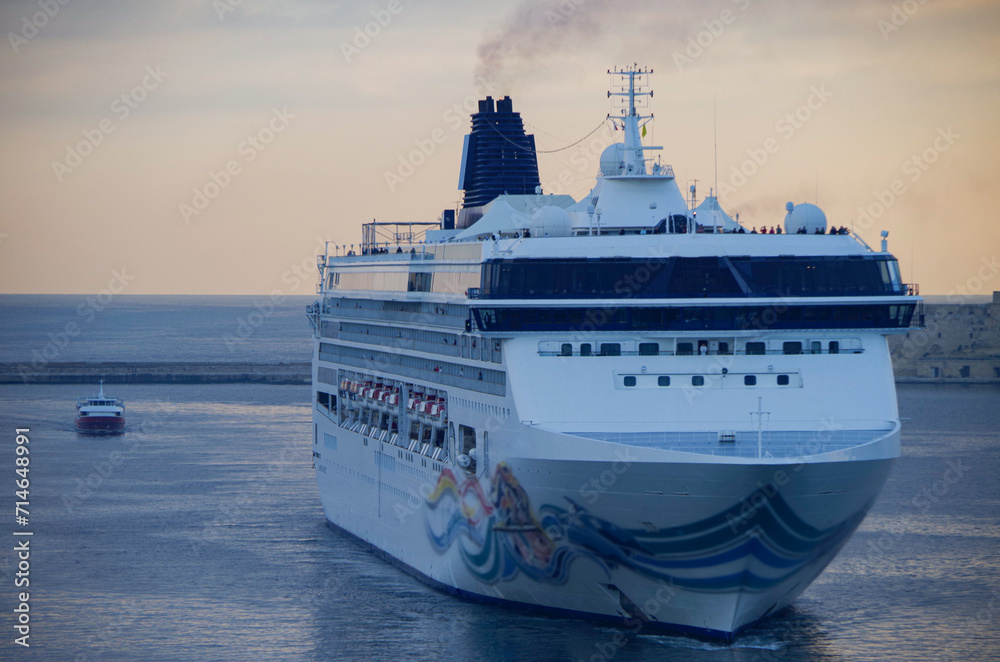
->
<box><xmin>538</xmin><ymin>348</ymin><xmax>865</xmax><ymax>358</ymax></box>
<box><xmin>567</xmin><ymin>425</ymin><xmax>895</xmax><ymax>459</ymax></box>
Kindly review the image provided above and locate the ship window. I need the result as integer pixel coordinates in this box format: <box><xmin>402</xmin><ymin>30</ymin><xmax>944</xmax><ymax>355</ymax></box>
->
<box><xmin>639</xmin><ymin>342</ymin><xmax>659</xmax><ymax>356</ymax></box>
<box><xmin>829</xmin><ymin>341</ymin><xmax>839</xmax><ymax>354</ymax></box>
<box><xmin>407</xmin><ymin>272</ymin><xmax>432</xmax><ymax>292</ymax></box>
<box><xmin>580</xmin><ymin>343</ymin><xmax>592</xmax><ymax>357</ymax></box>
<box><xmin>560</xmin><ymin>343</ymin><xmax>572</xmax><ymax>356</ymax></box>
<box><xmin>600</xmin><ymin>343</ymin><xmax>621</xmax><ymax>356</ymax></box>
<box><xmin>783</xmin><ymin>342</ymin><xmax>802</xmax><ymax>355</ymax></box>
<box><xmin>658</xmin><ymin>376</ymin><xmax>670</xmax><ymax>387</ymax></box>
<box><xmin>624</xmin><ymin>376</ymin><xmax>637</xmax><ymax>387</ymax></box>
<box><xmin>744</xmin><ymin>375</ymin><xmax>756</xmax><ymax>386</ymax></box>
<box><xmin>718</xmin><ymin>342</ymin><xmax>730</xmax><ymax>355</ymax></box>
<box><xmin>677</xmin><ymin>342</ymin><xmax>694</xmax><ymax>356</ymax></box>
<box><xmin>811</xmin><ymin>341</ymin><xmax>822</xmax><ymax>354</ymax></box>
<box><xmin>459</xmin><ymin>425</ymin><xmax>476</xmax><ymax>455</ymax></box>
<box><xmin>746</xmin><ymin>342</ymin><xmax>765</xmax><ymax>355</ymax></box>
<box><xmin>691</xmin><ymin>375</ymin><xmax>705</xmax><ymax>386</ymax></box>
<box><xmin>777</xmin><ymin>374</ymin><xmax>790</xmax><ymax>386</ymax></box>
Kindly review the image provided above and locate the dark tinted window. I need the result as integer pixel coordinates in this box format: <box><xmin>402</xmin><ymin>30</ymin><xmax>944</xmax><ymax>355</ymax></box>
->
<box><xmin>480</xmin><ymin>255</ymin><xmax>903</xmax><ymax>299</ymax></box>
<box><xmin>777</xmin><ymin>374</ymin><xmax>790</xmax><ymax>385</ymax></box>
<box><xmin>580</xmin><ymin>343</ymin><xmax>591</xmax><ymax>356</ymax></box>
<box><xmin>691</xmin><ymin>375</ymin><xmax>705</xmax><ymax>386</ymax></box>
<box><xmin>600</xmin><ymin>343</ymin><xmax>621</xmax><ymax>356</ymax></box>
<box><xmin>783</xmin><ymin>342</ymin><xmax>802</xmax><ymax>355</ymax></box>
<box><xmin>744</xmin><ymin>375</ymin><xmax>756</xmax><ymax>385</ymax></box>
<box><xmin>677</xmin><ymin>342</ymin><xmax>694</xmax><ymax>356</ymax></box>
<box><xmin>624</xmin><ymin>376</ymin><xmax>636</xmax><ymax>387</ymax></box>
<box><xmin>657</xmin><ymin>376</ymin><xmax>670</xmax><ymax>386</ymax></box>
<box><xmin>560</xmin><ymin>343</ymin><xmax>572</xmax><ymax>356</ymax></box>
<box><xmin>639</xmin><ymin>342</ymin><xmax>659</xmax><ymax>356</ymax></box>
<box><xmin>746</xmin><ymin>342</ymin><xmax>765</xmax><ymax>355</ymax></box>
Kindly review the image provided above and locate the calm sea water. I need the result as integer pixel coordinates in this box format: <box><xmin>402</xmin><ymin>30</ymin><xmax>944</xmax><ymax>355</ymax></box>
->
<box><xmin>0</xmin><ymin>297</ymin><xmax>998</xmax><ymax>662</ymax></box>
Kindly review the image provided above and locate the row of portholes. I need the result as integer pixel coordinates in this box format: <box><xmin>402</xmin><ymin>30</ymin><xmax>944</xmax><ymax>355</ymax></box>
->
<box><xmin>623</xmin><ymin>374</ymin><xmax>792</xmax><ymax>387</ymax></box>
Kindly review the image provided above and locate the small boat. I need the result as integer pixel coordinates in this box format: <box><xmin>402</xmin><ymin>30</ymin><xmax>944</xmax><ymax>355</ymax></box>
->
<box><xmin>75</xmin><ymin>380</ymin><xmax>125</xmax><ymax>434</ymax></box>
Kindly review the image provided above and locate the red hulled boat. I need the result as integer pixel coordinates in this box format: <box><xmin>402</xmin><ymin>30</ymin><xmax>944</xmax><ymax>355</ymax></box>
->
<box><xmin>75</xmin><ymin>381</ymin><xmax>125</xmax><ymax>434</ymax></box>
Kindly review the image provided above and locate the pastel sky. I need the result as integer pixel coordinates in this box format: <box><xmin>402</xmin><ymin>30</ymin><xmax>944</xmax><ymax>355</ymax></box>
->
<box><xmin>1</xmin><ymin>0</ymin><xmax>997</xmax><ymax>296</ymax></box>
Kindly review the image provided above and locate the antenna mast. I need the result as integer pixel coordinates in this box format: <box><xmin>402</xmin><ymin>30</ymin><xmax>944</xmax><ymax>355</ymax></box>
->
<box><xmin>607</xmin><ymin>65</ymin><xmax>661</xmax><ymax>175</ymax></box>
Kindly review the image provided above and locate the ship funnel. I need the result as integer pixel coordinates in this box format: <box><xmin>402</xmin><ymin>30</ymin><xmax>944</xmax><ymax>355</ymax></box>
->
<box><xmin>457</xmin><ymin>95</ymin><xmax>540</xmax><ymax>228</ymax></box>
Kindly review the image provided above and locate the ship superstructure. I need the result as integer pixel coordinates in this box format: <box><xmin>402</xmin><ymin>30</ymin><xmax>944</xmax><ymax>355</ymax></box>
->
<box><xmin>75</xmin><ymin>380</ymin><xmax>125</xmax><ymax>434</ymax></box>
<box><xmin>308</xmin><ymin>68</ymin><xmax>921</xmax><ymax>639</ymax></box>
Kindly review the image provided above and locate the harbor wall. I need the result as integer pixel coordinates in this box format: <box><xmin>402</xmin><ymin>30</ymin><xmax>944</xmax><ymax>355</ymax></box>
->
<box><xmin>889</xmin><ymin>292</ymin><xmax>1000</xmax><ymax>383</ymax></box>
<box><xmin>0</xmin><ymin>362</ymin><xmax>311</xmax><ymax>385</ymax></box>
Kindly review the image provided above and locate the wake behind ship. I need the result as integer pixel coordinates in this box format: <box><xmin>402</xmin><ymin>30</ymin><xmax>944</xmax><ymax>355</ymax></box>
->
<box><xmin>308</xmin><ymin>68</ymin><xmax>922</xmax><ymax>639</ymax></box>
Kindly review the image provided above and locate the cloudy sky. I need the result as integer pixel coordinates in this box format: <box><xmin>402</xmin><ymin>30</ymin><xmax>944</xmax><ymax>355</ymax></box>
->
<box><xmin>1</xmin><ymin>0</ymin><xmax>997</xmax><ymax>296</ymax></box>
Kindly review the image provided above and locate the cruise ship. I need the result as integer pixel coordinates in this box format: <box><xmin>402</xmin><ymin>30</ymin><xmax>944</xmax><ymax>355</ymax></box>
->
<box><xmin>308</xmin><ymin>68</ymin><xmax>921</xmax><ymax>639</ymax></box>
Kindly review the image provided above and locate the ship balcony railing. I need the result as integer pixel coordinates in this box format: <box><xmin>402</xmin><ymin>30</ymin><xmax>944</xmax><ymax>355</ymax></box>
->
<box><xmin>331</xmin><ymin>250</ymin><xmax>435</xmax><ymax>261</ymax></box>
<box><xmin>466</xmin><ymin>287</ymin><xmax>481</xmax><ymax>299</ymax></box>
<box><xmin>319</xmin><ymin>305</ymin><xmax>468</xmax><ymax>330</ymax></box>
<box><xmin>336</xmin><ymin>332</ymin><xmax>463</xmax><ymax>359</ymax></box>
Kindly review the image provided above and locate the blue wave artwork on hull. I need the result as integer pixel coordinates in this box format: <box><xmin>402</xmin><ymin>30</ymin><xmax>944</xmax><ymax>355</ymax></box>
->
<box><xmin>424</xmin><ymin>463</ymin><xmax>870</xmax><ymax>591</ymax></box>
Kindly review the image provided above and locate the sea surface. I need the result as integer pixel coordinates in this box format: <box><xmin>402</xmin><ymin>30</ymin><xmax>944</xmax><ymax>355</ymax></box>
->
<box><xmin>0</xmin><ymin>296</ymin><xmax>998</xmax><ymax>661</ymax></box>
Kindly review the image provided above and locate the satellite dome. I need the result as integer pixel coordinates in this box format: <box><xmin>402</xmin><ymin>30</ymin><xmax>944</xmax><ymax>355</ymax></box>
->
<box><xmin>599</xmin><ymin>144</ymin><xmax>626</xmax><ymax>176</ymax></box>
<box><xmin>528</xmin><ymin>206</ymin><xmax>572</xmax><ymax>237</ymax></box>
<box><xmin>784</xmin><ymin>202</ymin><xmax>827</xmax><ymax>234</ymax></box>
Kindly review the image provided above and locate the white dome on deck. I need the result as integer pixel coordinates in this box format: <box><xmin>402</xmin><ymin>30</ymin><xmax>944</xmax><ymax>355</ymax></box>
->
<box><xmin>599</xmin><ymin>144</ymin><xmax>626</xmax><ymax>177</ymax></box>
<box><xmin>784</xmin><ymin>202</ymin><xmax>827</xmax><ymax>234</ymax></box>
<box><xmin>528</xmin><ymin>206</ymin><xmax>573</xmax><ymax>237</ymax></box>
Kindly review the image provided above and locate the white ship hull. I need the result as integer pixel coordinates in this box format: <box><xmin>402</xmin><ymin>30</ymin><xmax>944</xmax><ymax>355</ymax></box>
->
<box><xmin>313</xmin><ymin>406</ymin><xmax>896</xmax><ymax>638</ymax></box>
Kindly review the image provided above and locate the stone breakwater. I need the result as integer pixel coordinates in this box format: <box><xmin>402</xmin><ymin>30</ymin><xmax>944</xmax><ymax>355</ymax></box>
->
<box><xmin>0</xmin><ymin>362</ymin><xmax>311</xmax><ymax>385</ymax></box>
<box><xmin>889</xmin><ymin>293</ymin><xmax>1000</xmax><ymax>383</ymax></box>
